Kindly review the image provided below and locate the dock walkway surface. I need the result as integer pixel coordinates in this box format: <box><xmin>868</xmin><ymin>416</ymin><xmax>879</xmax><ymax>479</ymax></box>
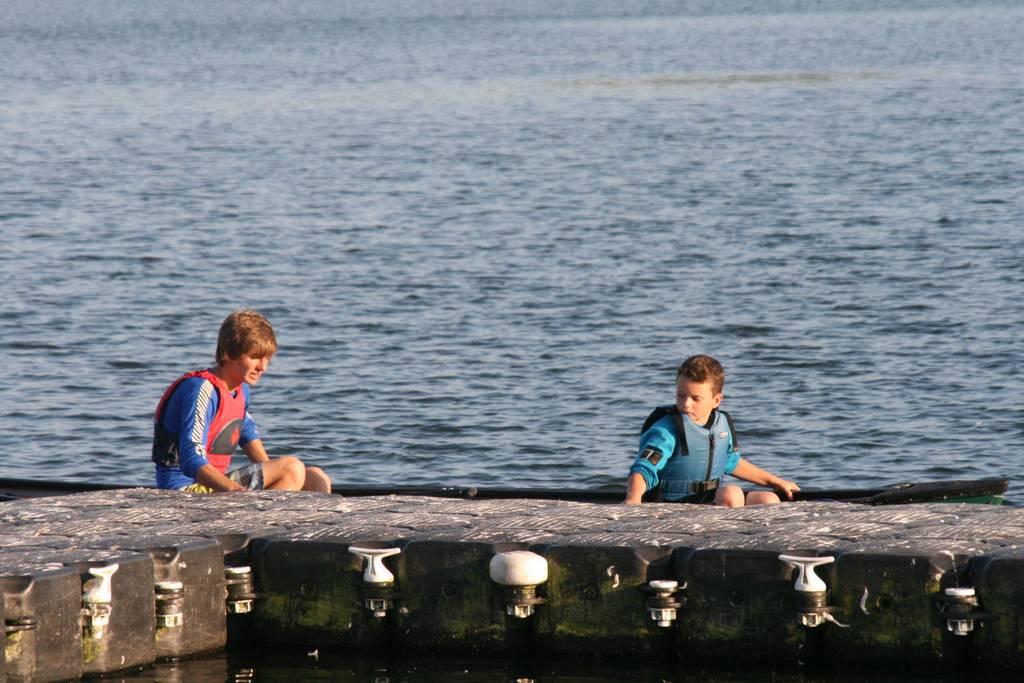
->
<box><xmin>2</xmin><ymin>489</ymin><xmax>1023</xmax><ymax>680</ymax></box>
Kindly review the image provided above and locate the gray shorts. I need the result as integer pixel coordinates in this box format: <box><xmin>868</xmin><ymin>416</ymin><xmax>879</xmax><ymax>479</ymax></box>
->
<box><xmin>227</xmin><ymin>462</ymin><xmax>265</xmax><ymax>490</ymax></box>
<box><xmin>180</xmin><ymin>462</ymin><xmax>265</xmax><ymax>494</ymax></box>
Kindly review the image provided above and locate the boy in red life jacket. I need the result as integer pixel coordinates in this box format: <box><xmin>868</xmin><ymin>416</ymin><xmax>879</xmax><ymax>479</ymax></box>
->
<box><xmin>153</xmin><ymin>310</ymin><xmax>331</xmax><ymax>493</ymax></box>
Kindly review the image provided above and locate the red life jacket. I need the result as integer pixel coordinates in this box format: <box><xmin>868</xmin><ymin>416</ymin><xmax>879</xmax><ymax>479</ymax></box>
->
<box><xmin>154</xmin><ymin>370</ymin><xmax>246</xmax><ymax>474</ymax></box>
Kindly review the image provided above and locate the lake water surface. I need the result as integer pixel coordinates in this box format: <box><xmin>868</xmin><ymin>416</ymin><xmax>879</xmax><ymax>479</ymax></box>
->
<box><xmin>2</xmin><ymin>0</ymin><xmax>1021</xmax><ymax>494</ymax></box>
<box><xmin>1</xmin><ymin>1</ymin><xmax>1022</xmax><ymax>676</ymax></box>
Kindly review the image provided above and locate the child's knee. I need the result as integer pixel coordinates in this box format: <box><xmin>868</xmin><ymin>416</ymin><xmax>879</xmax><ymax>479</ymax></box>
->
<box><xmin>746</xmin><ymin>490</ymin><xmax>781</xmax><ymax>506</ymax></box>
<box><xmin>277</xmin><ymin>456</ymin><xmax>305</xmax><ymax>486</ymax></box>
<box><xmin>715</xmin><ymin>485</ymin><xmax>746</xmax><ymax>507</ymax></box>
<box><xmin>280</xmin><ymin>455</ymin><xmax>303</xmax><ymax>474</ymax></box>
<box><xmin>307</xmin><ymin>466</ymin><xmax>331</xmax><ymax>491</ymax></box>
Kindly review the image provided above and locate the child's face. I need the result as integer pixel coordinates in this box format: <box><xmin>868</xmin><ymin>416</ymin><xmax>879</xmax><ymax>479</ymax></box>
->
<box><xmin>222</xmin><ymin>353</ymin><xmax>272</xmax><ymax>387</ymax></box>
<box><xmin>675</xmin><ymin>377</ymin><xmax>722</xmax><ymax>426</ymax></box>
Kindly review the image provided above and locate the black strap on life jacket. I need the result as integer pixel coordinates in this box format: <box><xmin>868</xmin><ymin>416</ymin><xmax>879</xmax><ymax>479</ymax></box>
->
<box><xmin>640</xmin><ymin>405</ymin><xmax>689</xmax><ymax>456</ymax></box>
<box><xmin>722</xmin><ymin>410</ymin><xmax>738</xmax><ymax>451</ymax></box>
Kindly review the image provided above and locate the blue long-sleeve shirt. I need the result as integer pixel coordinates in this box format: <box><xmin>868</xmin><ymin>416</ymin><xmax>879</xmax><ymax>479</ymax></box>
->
<box><xmin>153</xmin><ymin>375</ymin><xmax>259</xmax><ymax>489</ymax></box>
<box><xmin>629</xmin><ymin>410</ymin><xmax>740</xmax><ymax>498</ymax></box>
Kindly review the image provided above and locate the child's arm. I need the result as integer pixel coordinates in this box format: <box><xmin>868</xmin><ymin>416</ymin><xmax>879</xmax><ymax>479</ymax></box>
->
<box><xmin>624</xmin><ymin>472</ymin><xmax>647</xmax><ymax>505</ymax></box>
<box><xmin>730</xmin><ymin>458</ymin><xmax>799</xmax><ymax>500</ymax></box>
<box><xmin>242</xmin><ymin>439</ymin><xmax>271</xmax><ymax>463</ymax></box>
<box><xmin>193</xmin><ymin>464</ymin><xmax>246</xmax><ymax>492</ymax></box>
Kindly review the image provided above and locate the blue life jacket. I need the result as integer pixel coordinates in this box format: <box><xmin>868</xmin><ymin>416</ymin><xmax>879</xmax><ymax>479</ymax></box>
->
<box><xmin>640</xmin><ymin>406</ymin><xmax>740</xmax><ymax>501</ymax></box>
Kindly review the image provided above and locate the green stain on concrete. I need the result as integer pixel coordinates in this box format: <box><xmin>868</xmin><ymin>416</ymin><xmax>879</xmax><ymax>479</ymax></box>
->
<box><xmin>833</xmin><ymin>569</ymin><xmax>944</xmax><ymax>654</ymax></box>
<box><xmin>252</xmin><ymin>543</ymin><xmax>369</xmax><ymax>645</ymax></box>
<box><xmin>81</xmin><ymin>633</ymin><xmax>100</xmax><ymax>665</ymax></box>
<box><xmin>154</xmin><ymin>625</ymin><xmax>178</xmax><ymax>642</ymax></box>
<box><xmin>259</xmin><ymin>587</ymin><xmax>359</xmax><ymax>640</ymax></box>
<box><xmin>394</xmin><ymin>545</ymin><xmax>508</xmax><ymax>648</ymax></box>
<box><xmin>5</xmin><ymin>631</ymin><xmax>23</xmax><ymax>665</ymax></box>
<box><xmin>679</xmin><ymin>588</ymin><xmax>802</xmax><ymax>657</ymax></box>
<box><xmin>537</xmin><ymin>551</ymin><xmax>652</xmax><ymax>653</ymax></box>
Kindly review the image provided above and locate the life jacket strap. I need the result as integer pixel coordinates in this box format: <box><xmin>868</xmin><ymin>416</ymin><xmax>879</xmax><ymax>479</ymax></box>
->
<box><xmin>690</xmin><ymin>479</ymin><xmax>719</xmax><ymax>494</ymax></box>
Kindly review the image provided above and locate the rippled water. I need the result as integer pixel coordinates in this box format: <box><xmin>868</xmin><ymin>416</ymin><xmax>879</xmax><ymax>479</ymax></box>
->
<box><xmin>116</xmin><ymin>648</ymin><xmax>1009</xmax><ymax>683</ymax></box>
<box><xmin>1</xmin><ymin>0</ymin><xmax>1021</xmax><ymax>501</ymax></box>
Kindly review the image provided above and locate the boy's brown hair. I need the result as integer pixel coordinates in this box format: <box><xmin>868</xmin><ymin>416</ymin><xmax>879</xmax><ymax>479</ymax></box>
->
<box><xmin>216</xmin><ymin>310</ymin><xmax>278</xmax><ymax>365</ymax></box>
<box><xmin>676</xmin><ymin>354</ymin><xmax>725</xmax><ymax>395</ymax></box>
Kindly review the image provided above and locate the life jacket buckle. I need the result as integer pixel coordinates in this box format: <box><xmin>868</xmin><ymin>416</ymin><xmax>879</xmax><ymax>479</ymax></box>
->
<box><xmin>691</xmin><ymin>479</ymin><xmax>719</xmax><ymax>494</ymax></box>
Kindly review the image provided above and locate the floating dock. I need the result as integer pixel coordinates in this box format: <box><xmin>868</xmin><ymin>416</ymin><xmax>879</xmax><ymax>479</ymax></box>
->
<box><xmin>1</xmin><ymin>488</ymin><xmax>1023</xmax><ymax>681</ymax></box>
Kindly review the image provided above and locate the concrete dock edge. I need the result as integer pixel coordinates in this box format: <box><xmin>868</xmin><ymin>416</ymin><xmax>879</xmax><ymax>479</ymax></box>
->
<box><xmin>1</xmin><ymin>489</ymin><xmax>1022</xmax><ymax>680</ymax></box>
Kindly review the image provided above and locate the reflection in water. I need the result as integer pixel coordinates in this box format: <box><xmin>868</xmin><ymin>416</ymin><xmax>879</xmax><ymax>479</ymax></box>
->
<box><xmin>113</xmin><ymin>648</ymin><xmax>1000</xmax><ymax>683</ymax></box>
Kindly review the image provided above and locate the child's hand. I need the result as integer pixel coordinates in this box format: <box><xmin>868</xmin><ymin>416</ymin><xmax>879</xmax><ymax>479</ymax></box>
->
<box><xmin>773</xmin><ymin>479</ymin><xmax>800</xmax><ymax>500</ymax></box>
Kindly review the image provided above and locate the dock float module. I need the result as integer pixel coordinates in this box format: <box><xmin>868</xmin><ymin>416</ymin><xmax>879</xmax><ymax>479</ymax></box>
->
<box><xmin>1</xmin><ymin>488</ymin><xmax>1023</xmax><ymax>680</ymax></box>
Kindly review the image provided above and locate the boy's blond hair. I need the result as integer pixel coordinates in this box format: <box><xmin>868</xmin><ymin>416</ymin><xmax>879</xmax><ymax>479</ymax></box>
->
<box><xmin>215</xmin><ymin>310</ymin><xmax>278</xmax><ymax>365</ymax></box>
<box><xmin>676</xmin><ymin>354</ymin><xmax>725</xmax><ymax>395</ymax></box>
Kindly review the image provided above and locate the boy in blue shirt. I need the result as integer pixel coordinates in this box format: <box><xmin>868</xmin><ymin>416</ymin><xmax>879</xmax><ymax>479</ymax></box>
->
<box><xmin>152</xmin><ymin>310</ymin><xmax>331</xmax><ymax>493</ymax></box>
<box><xmin>624</xmin><ymin>355</ymin><xmax>797</xmax><ymax>506</ymax></box>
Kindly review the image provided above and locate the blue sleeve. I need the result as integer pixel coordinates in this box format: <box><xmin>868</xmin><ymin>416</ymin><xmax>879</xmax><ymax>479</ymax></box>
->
<box><xmin>628</xmin><ymin>420</ymin><xmax>677</xmax><ymax>491</ymax></box>
<box><xmin>724</xmin><ymin>431</ymin><xmax>741</xmax><ymax>474</ymax></box>
<box><xmin>238</xmin><ymin>384</ymin><xmax>261</xmax><ymax>446</ymax></box>
<box><xmin>162</xmin><ymin>377</ymin><xmax>217</xmax><ymax>479</ymax></box>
